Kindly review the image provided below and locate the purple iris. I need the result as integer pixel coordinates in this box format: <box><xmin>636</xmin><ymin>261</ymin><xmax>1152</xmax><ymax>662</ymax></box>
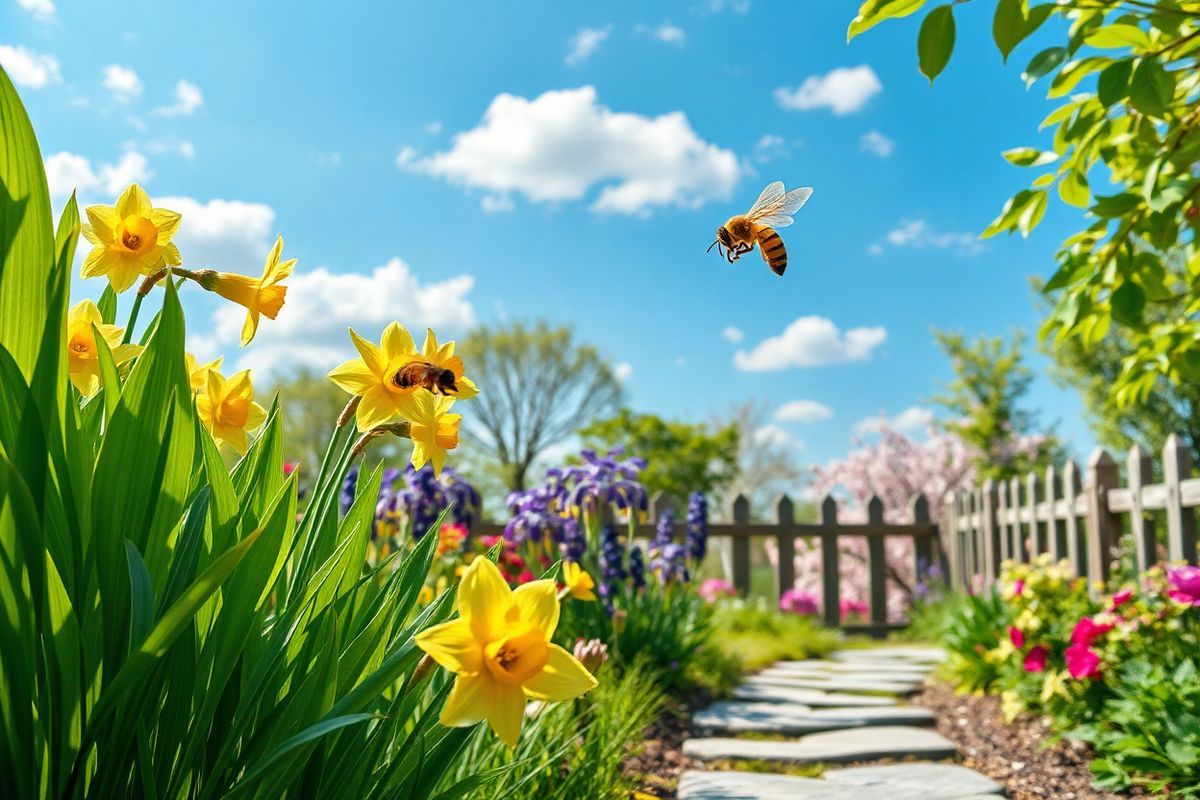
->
<box><xmin>686</xmin><ymin>492</ymin><xmax>708</xmax><ymax>562</ymax></box>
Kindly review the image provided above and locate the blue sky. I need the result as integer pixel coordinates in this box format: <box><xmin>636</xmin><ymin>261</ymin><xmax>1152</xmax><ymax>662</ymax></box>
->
<box><xmin>2</xmin><ymin>0</ymin><xmax>1097</xmax><ymax>468</ymax></box>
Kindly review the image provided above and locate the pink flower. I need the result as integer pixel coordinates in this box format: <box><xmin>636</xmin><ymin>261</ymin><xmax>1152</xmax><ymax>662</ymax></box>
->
<box><xmin>1167</xmin><ymin>565</ymin><xmax>1200</xmax><ymax>607</ymax></box>
<box><xmin>1070</xmin><ymin>617</ymin><xmax>1113</xmax><ymax>646</ymax></box>
<box><xmin>479</xmin><ymin>534</ymin><xmax>501</xmax><ymax>549</ymax></box>
<box><xmin>698</xmin><ymin>578</ymin><xmax>736</xmax><ymax>603</ymax></box>
<box><xmin>1008</xmin><ymin>626</ymin><xmax>1024</xmax><ymax>649</ymax></box>
<box><xmin>1023</xmin><ymin>645</ymin><xmax>1047</xmax><ymax>672</ymax></box>
<box><xmin>779</xmin><ymin>588</ymin><xmax>820</xmax><ymax>616</ymax></box>
<box><xmin>1065</xmin><ymin>642</ymin><xmax>1102</xmax><ymax>679</ymax></box>
<box><xmin>514</xmin><ymin>569</ymin><xmax>534</xmax><ymax>585</ymax></box>
<box><xmin>283</xmin><ymin>461</ymin><xmax>298</xmax><ymax>476</ymax></box>
<box><xmin>839</xmin><ymin>598</ymin><xmax>869</xmax><ymax>620</ymax></box>
<box><xmin>1110</xmin><ymin>588</ymin><xmax>1133</xmax><ymax>610</ymax></box>
<box><xmin>1012</xmin><ymin>579</ymin><xmax>1025</xmax><ymax>598</ymax></box>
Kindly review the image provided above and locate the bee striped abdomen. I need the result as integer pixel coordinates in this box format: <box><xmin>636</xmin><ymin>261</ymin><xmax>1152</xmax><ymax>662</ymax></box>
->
<box><xmin>757</xmin><ymin>226</ymin><xmax>788</xmax><ymax>276</ymax></box>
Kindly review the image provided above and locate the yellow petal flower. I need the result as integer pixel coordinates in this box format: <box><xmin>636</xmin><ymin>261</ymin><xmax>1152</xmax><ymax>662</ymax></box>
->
<box><xmin>195</xmin><ymin>368</ymin><xmax>267</xmax><ymax>455</ymax></box>
<box><xmin>415</xmin><ymin>558</ymin><xmax>597</xmax><ymax>748</ymax></box>
<box><xmin>65</xmin><ymin>299</ymin><xmax>140</xmax><ymax>396</ymax></box>
<box><xmin>562</xmin><ymin>561</ymin><xmax>597</xmax><ymax>602</ymax></box>
<box><xmin>405</xmin><ymin>391</ymin><xmax>461</xmax><ymax>475</ymax></box>
<box><xmin>80</xmin><ymin>183</ymin><xmax>182</xmax><ymax>292</ymax></box>
<box><xmin>197</xmin><ymin>236</ymin><xmax>294</xmax><ymax>347</ymax></box>
<box><xmin>184</xmin><ymin>353</ymin><xmax>223</xmax><ymax>393</ymax></box>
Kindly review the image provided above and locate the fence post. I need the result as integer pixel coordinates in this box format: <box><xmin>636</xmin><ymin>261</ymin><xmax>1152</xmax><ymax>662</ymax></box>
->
<box><xmin>1009</xmin><ymin>477</ymin><xmax>1025</xmax><ymax>564</ymax></box>
<box><xmin>649</xmin><ymin>491</ymin><xmax>677</xmax><ymax>526</ymax></box>
<box><xmin>775</xmin><ymin>494</ymin><xmax>795</xmax><ymax>602</ymax></box>
<box><xmin>1063</xmin><ymin>459</ymin><xmax>1083</xmax><ymax>576</ymax></box>
<box><xmin>1026</xmin><ymin>472</ymin><xmax>1043</xmax><ymax>557</ymax></box>
<box><xmin>981</xmin><ymin>479</ymin><xmax>999</xmax><ymax>584</ymax></box>
<box><xmin>997</xmin><ymin>479</ymin><xmax>1011</xmax><ymax>564</ymax></box>
<box><xmin>731</xmin><ymin>494</ymin><xmax>751</xmax><ymax>596</ymax></box>
<box><xmin>1046</xmin><ymin>465</ymin><xmax>1067</xmax><ymax>560</ymax></box>
<box><xmin>912</xmin><ymin>494</ymin><xmax>934</xmax><ymax>590</ymax></box>
<box><xmin>945</xmin><ymin>493</ymin><xmax>962</xmax><ymax>590</ymax></box>
<box><xmin>1127</xmin><ymin>444</ymin><xmax>1156</xmax><ymax>573</ymax></box>
<box><xmin>867</xmin><ymin>496</ymin><xmax>888</xmax><ymax>628</ymax></box>
<box><xmin>965</xmin><ymin>491</ymin><xmax>978</xmax><ymax>583</ymax></box>
<box><xmin>1085</xmin><ymin>449</ymin><xmax>1119</xmax><ymax>583</ymax></box>
<box><xmin>820</xmin><ymin>495</ymin><xmax>840</xmax><ymax>628</ymax></box>
<box><xmin>1164</xmin><ymin>434</ymin><xmax>1198</xmax><ymax>563</ymax></box>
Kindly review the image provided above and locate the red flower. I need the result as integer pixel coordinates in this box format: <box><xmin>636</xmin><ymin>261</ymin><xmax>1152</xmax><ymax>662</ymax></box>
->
<box><xmin>1023</xmin><ymin>645</ymin><xmax>1047</xmax><ymax>672</ymax></box>
<box><xmin>515</xmin><ymin>569</ymin><xmax>535</xmax><ymax>585</ymax></box>
<box><xmin>283</xmin><ymin>461</ymin><xmax>298</xmax><ymax>476</ymax></box>
<box><xmin>1070</xmin><ymin>617</ymin><xmax>1113</xmax><ymax>646</ymax></box>
<box><xmin>1065</xmin><ymin>642</ymin><xmax>1102</xmax><ymax>679</ymax></box>
<box><xmin>1008</xmin><ymin>626</ymin><xmax>1025</xmax><ymax>649</ymax></box>
<box><xmin>1110</xmin><ymin>589</ymin><xmax>1133</xmax><ymax>610</ymax></box>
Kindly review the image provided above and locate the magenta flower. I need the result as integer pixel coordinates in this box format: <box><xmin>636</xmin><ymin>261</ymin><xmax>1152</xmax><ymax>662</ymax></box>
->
<box><xmin>780</xmin><ymin>588</ymin><xmax>820</xmax><ymax>616</ymax></box>
<box><xmin>839</xmin><ymin>598</ymin><xmax>869</xmax><ymax>620</ymax></box>
<box><xmin>1110</xmin><ymin>588</ymin><xmax>1133</xmax><ymax>610</ymax></box>
<box><xmin>1023</xmin><ymin>645</ymin><xmax>1047</xmax><ymax>672</ymax></box>
<box><xmin>1167</xmin><ymin>565</ymin><xmax>1200</xmax><ymax>607</ymax></box>
<box><xmin>1012</xmin><ymin>579</ymin><xmax>1025</xmax><ymax>598</ymax></box>
<box><xmin>1065</xmin><ymin>642</ymin><xmax>1102</xmax><ymax>679</ymax></box>
<box><xmin>1008</xmin><ymin>626</ymin><xmax>1024</xmax><ymax>649</ymax></box>
<box><xmin>698</xmin><ymin>578</ymin><xmax>736</xmax><ymax>603</ymax></box>
<box><xmin>1070</xmin><ymin>616</ymin><xmax>1113</xmax><ymax>646</ymax></box>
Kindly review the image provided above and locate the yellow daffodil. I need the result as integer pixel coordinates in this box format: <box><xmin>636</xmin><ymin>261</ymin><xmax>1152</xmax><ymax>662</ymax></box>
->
<box><xmin>406</xmin><ymin>390</ymin><xmax>461</xmax><ymax>474</ymax></box>
<box><xmin>328</xmin><ymin>323</ymin><xmax>478</xmax><ymax>431</ymax></box>
<box><xmin>65</xmin><ymin>299</ymin><xmax>141</xmax><ymax>396</ymax></box>
<box><xmin>561</xmin><ymin>562</ymin><xmax>596</xmax><ymax>601</ymax></box>
<box><xmin>195</xmin><ymin>369</ymin><xmax>267</xmax><ymax>455</ymax></box>
<box><xmin>185</xmin><ymin>353</ymin><xmax>223</xmax><ymax>393</ymax></box>
<box><xmin>81</xmin><ymin>184</ymin><xmax>182</xmax><ymax>292</ymax></box>
<box><xmin>414</xmin><ymin>558</ymin><xmax>597</xmax><ymax>747</ymax></box>
<box><xmin>198</xmin><ymin>235</ymin><xmax>295</xmax><ymax>347</ymax></box>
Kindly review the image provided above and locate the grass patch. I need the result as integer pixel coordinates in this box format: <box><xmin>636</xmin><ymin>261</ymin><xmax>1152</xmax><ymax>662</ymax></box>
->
<box><xmin>706</xmin><ymin>759</ymin><xmax>828</xmax><ymax>778</ymax></box>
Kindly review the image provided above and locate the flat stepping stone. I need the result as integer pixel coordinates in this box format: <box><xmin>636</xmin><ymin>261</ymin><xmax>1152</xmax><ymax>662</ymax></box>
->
<box><xmin>693</xmin><ymin>701</ymin><xmax>934</xmax><ymax>736</ymax></box>
<box><xmin>832</xmin><ymin>647</ymin><xmax>944</xmax><ymax>664</ymax></box>
<box><xmin>776</xmin><ymin>660</ymin><xmax>931</xmax><ymax>677</ymax></box>
<box><xmin>733</xmin><ymin>683</ymin><xmax>896</xmax><ymax>707</ymax></box>
<box><xmin>825</xmin><ymin>763</ymin><xmax>1004</xmax><ymax>796</ymax></box>
<box><xmin>682</xmin><ymin>725</ymin><xmax>957</xmax><ymax>764</ymax></box>
<box><xmin>745</xmin><ymin>673</ymin><xmax>922</xmax><ymax>694</ymax></box>
<box><xmin>678</xmin><ymin>769</ymin><xmax>999</xmax><ymax>800</ymax></box>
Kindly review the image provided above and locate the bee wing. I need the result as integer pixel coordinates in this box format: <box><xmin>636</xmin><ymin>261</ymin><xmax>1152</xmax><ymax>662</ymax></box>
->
<box><xmin>747</xmin><ymin>186</ymin><xmax>813</xmax><ymax>229</ymax></box>
<box><xmin>746</xmin><ymin>181</ymin><xmax>785</xmax><ymax>217</ymax></box>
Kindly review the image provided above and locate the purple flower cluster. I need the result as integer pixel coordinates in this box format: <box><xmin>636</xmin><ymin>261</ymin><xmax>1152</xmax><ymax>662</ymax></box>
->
<box><xmin>561</xmin><ymin>447</ymin><xmax>648</xmax><ymax>517</ymax></box>
<box><xmin>504</xmin><ymin>480</ymin><xmax>568</xmax><ymax>545</ymax></box>
<box><xmin>597</xmin><ymin>524</ymin><xmax>626</xmax><ymax>615</ymax></box>
<box><xmin>686</xmin><ymin>492</ymin><xmax>708</xmax><ymax>562</ymax></box>
<box><xmin>440</xmin><ymin>467</ymin><xmax>482</xmax><ymax>528</ymax></box>
<box><xmin>649</xmin><ymin>508</ymin><xmax>690</xmax><ymax>585</ymax></box>
<box><xmin>560</xmin><ymin>517</ymin><xmax>586</xmax><ymax>563</ymax></box>
<box><xmin>341</xmin><ymin>463</ymin><xmax>480</xmax><ymax>542</ymax></box>
<box><xmin>628</xmin><ymin>545</ymin><xmax>646</xmax><ymax>590</ymax></box>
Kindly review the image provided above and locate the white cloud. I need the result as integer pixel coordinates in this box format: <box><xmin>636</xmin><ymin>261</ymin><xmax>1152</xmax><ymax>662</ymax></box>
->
<box><xmin>416</xmin><ymin>86</ymin><xmax>740</xmax><ymax>215</ymax></box>
<box><xmin>44</xmin><ymin>150</ymin><xmax>150</xmax><ymax>199</ymax></box>
<box><xmin>0</xmin><ymin>45</ymin><xmax>61</xmax><ymax>88</ymax></box>
<box><xmin>734</xmin><ymin>316</ymin><xmax>887</xmax><ymax>371</ymax></box>
<box><xmin>874</xmin><ymin>219</ymin><xmax>983</xmax><ymax>257</ymax></box>
<box><xmin>154</xmin><ymin>79</ymin><xmax>203</xmax><ymax>116</ymax></box>
<box><xmin>860</xmin><ymin>130</ymin><xmax>894</xmax><ymax>158</ymax></box>
<box><xmin>566</xmin><ymin>26</ymin><xmax>611</xmax><ymax>65</ymax></box>
<box><xmin>867</xmin><ymin>243</ymin><xmax>885</xmax><ymax>256</ymax></box>
<box><xmin>854</xmin><ymin>405</ymin><xmax>934</xmax><ymax>437</ymax></box>
<box><xmin>654</xmin><ymin>23</ymin><xmax>686</xmax><ymax>45</ymax></box>
<box><xmin>722</xmin><ymin>326</ymin><xmax>744</xmax><ymax>343</ymax></box>
<box><xmin>481</xmin><ymin>195</ymin><xmax>514</xmax><ymax>213</ymax></box>
<box><xmin>425</xmin><ymin>121</ymin><xmax>443</xmax><ymax>135</ymax></box>
<box><xmin>395</xmin><ymin>146</ymin><xmax>419</xmax><ymax>168</ymax></box>
<box><xmin>753</xmin><ymin>133</ymin><xmax>789</xmax><ymax>163</ymax></box>
<box><xmin>16</xmin><ymin>0</ymin><xmax>55</xmax><ymax>21</ymax></box>
<box><xmin>156</xmin><ymin>196</ymin><xmax>276</xmax><ymax>269</ymax></box>
<box><xmin>775</xmin><ymin>400</ymin><xmax>833</xmax><ymax>423</ymax></box>
<box><xmin>701</xmin><ymin>0</ymin><xmax>750</xmax><ymax>13</ymax></box>
<box><xmin>212</xmin><ymin>259</ymin><xmax>477</xmax><ymax>376</ymax></box>
<box><xmin>102</xmin><ymin>65</ymin><xmax>142</xmax><ymax>102</ymax></box>
<box><xmin>144</xmin><ymin>138</ymin><xmax>195</xmax><ymax>158</ymax></box>
<box><xmin>775</xmin><ymin>65</ymin><xmax>882</xmax><ymax>115</ymax></box>
<box><xmin>753</xmin><ymin>424</ymin><xmax>805</xmax><ymax>450</ymax></box>
<box><xmin>614</xmin><ymin>361</ymin><xmax>633</xmax><ymax>381</ymax></box>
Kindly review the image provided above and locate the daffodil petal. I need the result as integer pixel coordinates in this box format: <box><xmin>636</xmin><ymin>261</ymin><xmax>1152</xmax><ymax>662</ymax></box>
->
<box><xmin>486</xmin><ymin>682</ymin><xmax>526</xmax><ymax>748</ymax></box>
<box><xmin>225</xmin><ymin>369</ymin><xmax>254</xmax><ymax>398</ymax></box>
<box><xmin>454</xmin><ymin>375</ymin><xmax>480</xmax><ymax>400</ymax></box>
<box><xmin>421</xmin><ymin>328</ymin><xmax>438</xmax><ymax>359</ymax></box>
<box><xmin>439</xmin><ymin>672</ymin><xmax>493</xmax><ymax>728</ymax></box>
<box><xmin>109</xmin><ymin>343</ymin><xmax>143</xmax><ymax>367</ymax></box>
<box><xmin>84</xmin><ymin>205</ymin><xmax>118</xmax><ymax>241</ymax></box>
<box><xmin>348</xmin><ymin>328</ymin><xmax>387</xmax><ymax>376</ymax></box>
<box><xmin>221</xmin><ymin>425</ymin><xmax>249</xmax><ymax>455</ymax></box>
<box><xmin>245</xmin><ymin>402</ymin><xmax>267</xmax><ymax>431</ymax></box>
<box><xmin>262</xmin><ymin>235</ymin><xmax>284</xmax><ymax>279</ymax></box>
<box><xmin>107</xmin><ymin>258</ymin><xmax>143</xmax><ymax>293</ymax></box>
<box><xmin>116</xmin><ymin>184</ymin><xmax>152</xmax><ymax>219</ymax></box>
<box><xmin>381</xmin><ymin>322</ymin><xmax>416</xmax><ymax>361</ymax></box>
<box><xmin>511</xmin><ymin>580</ymin><xmax>559</xmax><ymax>640</ymax></box>
<box><xmin>458</xmin><ymin>558</ymin><xmax>512</xmax><ymax>645</ymax></box>
<box><xmin>521</xmin><ymin>644</ymin><xmax>599</xmax><ymax>703</ymax></box>
<box><xmin>240</xmin><ymin>309</ymin><xmax>259</xmax><ymax>348</ymax></box>
<box><xmin>150</xmin><ymin>208</ymin><xmax>182</xmax><ymax>243</ymax></box>
<box><xmin>161</xmin><ymin>242</ymin><xmax>182</xmax><ymax>267</ymax></box>
<box><xmin>414</xmin><ymin>619</ymin><xmax>483</xmax><ymax>674</ymax></box>
<box><xmin>355</xmin><ymin>386</ymin><xmax>401</xmax><ymax>431</ymax></box>
<box><xmin>327</xmin><ymin>358</ymin><xmax>378</xmax><ymax>395</ymax></box>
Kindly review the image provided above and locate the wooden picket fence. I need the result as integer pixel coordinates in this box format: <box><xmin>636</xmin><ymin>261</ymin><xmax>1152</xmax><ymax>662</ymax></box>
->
<box><xmin>943</xmin><ymin>433</ymin><xmax>1200</xmax><ymax>591</ymax></box>
<box><xmin>476</xmin><ymin>490</ymin><xmax>942</xmax><ymax>637</ymax></box>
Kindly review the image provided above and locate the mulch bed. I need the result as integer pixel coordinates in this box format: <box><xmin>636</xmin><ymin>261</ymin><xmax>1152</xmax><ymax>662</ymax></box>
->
<box><xmin>623</xmin><ymin>688</ymin><xmax>711</xmax><ymax>798</ymax></box>
<box><xmin>915</xmin><ymin>681</ymin><xmax>1146</xmax><ymax>799</ymax></box>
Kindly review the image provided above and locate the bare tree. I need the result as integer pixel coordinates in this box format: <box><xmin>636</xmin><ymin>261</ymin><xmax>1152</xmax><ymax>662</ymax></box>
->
<box><xmin>459</xmin><ymin>321</ymin><xmax>622</xmax><ymax>491</ymax></box>
<box><xmin>712</xmin><ymin>400</ymin><xmax>806</xmax><ymax>521</ymax></box>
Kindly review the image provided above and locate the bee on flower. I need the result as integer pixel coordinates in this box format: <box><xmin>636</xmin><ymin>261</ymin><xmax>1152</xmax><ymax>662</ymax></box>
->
<box><xmin>81</xmin><ymin>184</ymin><xmax>182</xmax><ymax>292</ymax></box>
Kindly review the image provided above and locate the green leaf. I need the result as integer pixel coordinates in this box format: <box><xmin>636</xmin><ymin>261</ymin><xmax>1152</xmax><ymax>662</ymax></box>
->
<box><xmin>981</xmin><ymin>189</ymin><xmax>1036</xmax><ymax>238</ymax></box>
<box><xmin>1018</xmin><ymin>190</ymin><xmax>1047</xmax><ymax>236</ymax></box>
<box><xmin>0</xmin><ymin>63</ymin><xmax>55</xmax><ymax>380</ymax></box>
<box><xmin>918</xmin><ymin>5</ymin><xmax>956</xmax><ymax>82</ymax></box>
<box><xmin>1129</xmin><ymin>57</ymin><xmax>1173</xmax><ymax>118</ymax></box>
<box><xmin>1097</xmin><ymin>59</ymin><xmax>1133</xmax><ymax>107</ymax></box>
<box><xmin>993</xmin><ymin>0</ymin><xmax>1025</xmax><ymax>63</ymax></box>
<box><xmin>224</xmin><ymin>714</ymin><xmax>378</xmax><ymax>797</ymax></box>
<box><xmin>1049</xmin><ymin>56</ymin><xmax>1111</xmax><ymax>98</ymax></box>
<box><xmin>1111</xmin><ymin>280</ymin><xmax>1146</xmax><ymax>328</ymax></box>
<box><xmin>1022</xmin><ymin>46</ymin><xmax>1066</xmax><ymax>85</ymax></box>
<box><xmin>1002</xmin><ymin>147</ymin><xmax>1058</xmax><ymax>167</ymax></box>
<box><xmin>1092</xmin><ymin>192</ymin><xmax>1142</xmax><ymax>217</ymax></box>
<box><xmin>1058</xmin><ymin>171</ymin><xmax>1090</xmax><ymax>208</ymax></box>
<box><xmin>91</xmin><ymin>323</ymin><xmax>122</xmax><ymax>424</ymax></box>
<box><xmin>1085</xmin><ymin>23</ymin><xmax>1152</xmax><ymax>50</ymax></box>
<box><xmin>847</xmin><ymin>0</ymin><xmax>927</xmax><ymax>42</ymax></box>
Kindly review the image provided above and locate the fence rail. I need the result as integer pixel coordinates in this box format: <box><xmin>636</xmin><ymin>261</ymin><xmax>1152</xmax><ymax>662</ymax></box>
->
<box><xmin>477</xmin><ymin>490</ymin><xmax>941</xmax><ymax>637</ymax></box>
<box><xmin>944</xmin><ymin>433</ymin><xmax>1200</xmax><ymax>592</ymax></box>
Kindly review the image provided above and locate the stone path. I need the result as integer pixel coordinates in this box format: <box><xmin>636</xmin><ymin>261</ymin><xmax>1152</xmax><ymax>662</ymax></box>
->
<box><xmin>678</xmin><ymin>645</ymin><xmax>1001</xmax><ymax>800</ymax></box>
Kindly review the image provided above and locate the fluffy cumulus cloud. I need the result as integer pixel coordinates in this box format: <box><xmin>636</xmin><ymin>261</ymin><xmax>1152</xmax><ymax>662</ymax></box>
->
<box><xmin>722</xmin><ymin>325</ymin><xmax>744</xmax><ymax>343</ymax></box>
<box><xmin>734</xmin><ymin>315</ymin><xmax>886</xmax><ymax>371</ymax></box>
<box><xmin>775</xmin><ymin>65</ymin><xmax>882</xmax><ymax>115</ymax></box>
<box><xmin>102</xmin><ymin>65</ymin><xmax>142</xmax><ymax>102</ymax></box>
<box><xmin>416</xmin><ymin>86</ymin><xmax>740</xmax><ymax>215</ymax></box>
<box><xmin>872</xmin><ymin>219</ymin><xmax>983</xmax><ymax>257</ymax></box>
<box><xmin>854</xmin><ymin>405</ymin><xmax>934</xmax><ymax>437</ymax></box>
<box><xmin>0</xmin><ymin>45</ymin><xmax>61</xmax><ymax>88</ymax></box>
<box><xmin>775</xmin><ymin>400</ymin><xmax>833</xmax><ymax>423</ymax></box>
<box><xmin>155</xmin><ymin>195</ymin><xmax>276</xmax><ymax>270</ymax></box>
<box><xmin>17</xmin><ymin>0</ymin><xmax>55</xmax><ymax>21</ymax></box>
<box><xmin>44</xmin><ymin>150</ymin><xmax>150</xmax><ymax>199</ymax></box>
<box><xmin>155</xmin><ymin>79</ymin><xmax>204</xmax><ymax>116</ymax></box>
<box><xmin>211</xmin><ymin>258</ymin><xmax>476</xmax><ymax>375</ymax></box>
<box><xmin>653</xmin><ymin>23</ymin><xmax>686</xmax><ymax>45</ymax></box>
<box><xmin>859</xmin><ymin>130</ymin><xmax>894</xmax><ymax>158</ymax></box>
<box><xmin>566</xmin><ymin>26</ymin><xmax>611</xmax><ymax>65</ymax></box>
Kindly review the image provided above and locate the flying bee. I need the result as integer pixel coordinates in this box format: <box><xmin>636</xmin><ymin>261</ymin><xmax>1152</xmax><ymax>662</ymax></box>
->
<box><xmin>708</xmin><ymin>181</ymin><xmax>813</xmax><ymax>276</ymax></box>
<box><xmin>392</xmin><ymin>360</ymin><xmax>460</xmax><ymax>395</ymax></box>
